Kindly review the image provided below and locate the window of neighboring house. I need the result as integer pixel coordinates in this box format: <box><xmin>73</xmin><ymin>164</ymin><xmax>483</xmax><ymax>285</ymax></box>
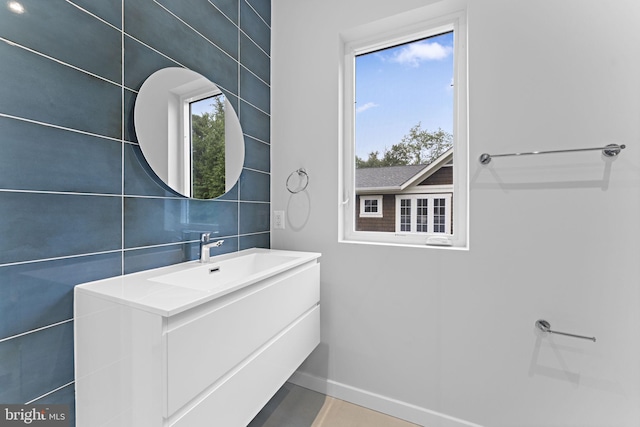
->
<box><xmin>339</xmin><ymin>0</ymin><xmax>468</xmax><ymax>249</ymax></box>
<box><xmin>360</xmin><ymin>195</ymin><xmax>383</xmax><ymax>218</ymax></box>
<box><xmin>396</xmin><ymin>194</ymin><xmax>452</xmax><ymax>234</ymax></box>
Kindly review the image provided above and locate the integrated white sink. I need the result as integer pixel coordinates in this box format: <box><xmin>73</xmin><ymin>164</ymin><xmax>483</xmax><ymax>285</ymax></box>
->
<box><xmin>150</xmin><ymin>251</ymin><xmax>300</xmax><ymax>291</ymax></box>
<box><xmin>75</xmin><ymin>247</ymin><xmax>321</xmax><ymax>316</ymax></box>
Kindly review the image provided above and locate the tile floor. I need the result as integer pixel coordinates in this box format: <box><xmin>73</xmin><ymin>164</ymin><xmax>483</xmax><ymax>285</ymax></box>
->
<box><xmin>249</xmin><ymin>383</ymin><xmax>421</xmax><ymax>427</ymax></box>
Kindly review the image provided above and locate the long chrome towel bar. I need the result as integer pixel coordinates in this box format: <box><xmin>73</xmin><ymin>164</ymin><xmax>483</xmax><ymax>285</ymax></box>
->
<box><xmin>479</xmin><ymin>143</ymin><xmax>626</xmax><ymax>165</ymax></box>
<box><xmin>535</xmin><ymin>319</ymin><xmax>596</xmax><ymax>342</ymax></box>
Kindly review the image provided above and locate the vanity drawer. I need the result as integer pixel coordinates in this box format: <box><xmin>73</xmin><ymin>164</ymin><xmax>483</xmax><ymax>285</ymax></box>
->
<box><xmin>170</xmin><ymin>305</ymin><xmax>320</xmax><ymax>427</ymax></box>
<box><xmin>164</xmin><ymin>262</ymin><xmax>320</xmax><ymax>416</ymax></box>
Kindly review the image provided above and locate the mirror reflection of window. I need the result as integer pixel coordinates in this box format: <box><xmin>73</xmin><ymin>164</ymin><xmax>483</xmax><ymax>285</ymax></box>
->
<box><xmin>135</xmin><ymin>68</ymin><xmax>245</xmax><ymax>199</ymax></box>
<box><xmin>189</xmin><ymin>94</ymin><xmax>226</xmax><ymax>199</ymax></box>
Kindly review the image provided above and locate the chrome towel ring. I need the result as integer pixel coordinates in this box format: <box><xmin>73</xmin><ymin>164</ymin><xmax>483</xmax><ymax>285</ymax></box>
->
<box><xmin>286</xmin><ymin>168</ymin><xmax>309</xmax><ymax>193</ymax></box>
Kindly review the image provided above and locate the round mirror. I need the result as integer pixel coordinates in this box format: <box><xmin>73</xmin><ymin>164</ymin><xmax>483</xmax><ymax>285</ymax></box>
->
<box><xmin>134</xmin><ymin>67</ymin><xmax>244</xmax><ymax>199</ymax></box>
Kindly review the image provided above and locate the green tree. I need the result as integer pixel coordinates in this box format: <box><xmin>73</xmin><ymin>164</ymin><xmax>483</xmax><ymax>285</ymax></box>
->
<box><xmin>355</xmin><ymin>151</ymin><xmax>385</xmax><ymax>168</ymax></box>
<box><xmin>356</xmin><ymin>123</ymin><xmax>452</xmax><ymax>168</ymax></box>
<box><xmin>191</xmin><ymin>95</ymin><xmax>226</xmax><ymax>199</ymax></box>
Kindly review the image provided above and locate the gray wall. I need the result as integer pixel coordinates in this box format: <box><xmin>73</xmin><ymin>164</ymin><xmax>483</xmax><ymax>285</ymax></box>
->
<box><xmin>0</xmin><ymin>0</ymin><xmax>270</xmax><ymax>424</ymax></box>
<box><xmin>272</xmin><ymin>0</ymin><xmax>640</xmax><ymax>425</ymax></box>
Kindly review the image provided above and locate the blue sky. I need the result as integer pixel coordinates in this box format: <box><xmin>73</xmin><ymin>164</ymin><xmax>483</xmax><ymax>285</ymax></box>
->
<box><xmin>191</xmin><ymin>93</ymin><xmax>225</xmax><ymax>116</ymax></box>
<box><xmin>355</xmin><ymin>31</ymin><xmax>454</xmax><ymax>159</ymax></box>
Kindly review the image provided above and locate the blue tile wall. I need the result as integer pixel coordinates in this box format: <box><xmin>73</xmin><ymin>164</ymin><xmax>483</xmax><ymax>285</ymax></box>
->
<box><xmin>0</xmin><ymin>41</ymin><xmax>122</xmax><ymax>139</ymax></box>
<box><xmin>241</xmin><ymin>32</ymin><xmax>271</xmax><ymax>83</ymax></box>
<box><xmin>0</xmin><ymin>0</ymin><xmax>270</xmax><ymax>423</ymax></box>
<box><xmin>240</xmin><ymin>1</ymin><xmax>270</xmax><ymax>55</ymax></box>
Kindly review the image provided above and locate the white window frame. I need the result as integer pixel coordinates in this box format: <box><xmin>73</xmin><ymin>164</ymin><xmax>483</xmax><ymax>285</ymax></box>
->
<box><xmin>338</xmin><ymin>0</ymin><xmax>468</xmax><ymax>249</ymax></box>
<box><xmin>179</xmin><ymin>88</ymin><xmax>221</xmax><ymax>198</ymax></box>
<box><xmin>395</xmin><ymin>194</ymin><xmax>452</xmax><ymax>235</ymax></box>
<box><xmin>359</xmin><ymin>195</ymin><xmax>383</xmax><ymax>218</ymax></box>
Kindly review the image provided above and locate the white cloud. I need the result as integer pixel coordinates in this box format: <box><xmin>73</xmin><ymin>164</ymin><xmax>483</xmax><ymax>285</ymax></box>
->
<box><xmin>356</xmin><ymin>102</ymin><xmax>379</xmax><ymax>113</ymax></box>
<box><xmin>392</xmin><ymin>41</ymin><xmax>452</xmax><ymax>67</ymax></box>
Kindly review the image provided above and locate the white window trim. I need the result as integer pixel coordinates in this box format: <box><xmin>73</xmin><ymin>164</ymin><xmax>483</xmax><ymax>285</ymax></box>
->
<box><xmin>179</xmin><ymin>87</ymin><xmax>222</xmax><ymax>198</ymax></box>
<box><xmin>338</xmin><ymin>0</ymin><xmax>469</xmax><ymax>249</ymax></box>
<box><xmin>403</xmin><ymin>185</ymin><xmax>453</xmax><ymax>195</ymax></box>
<box><xmin>359</xmin><ymin>195</ymin><xmax>383</xmax><ymax>218</ymax></box>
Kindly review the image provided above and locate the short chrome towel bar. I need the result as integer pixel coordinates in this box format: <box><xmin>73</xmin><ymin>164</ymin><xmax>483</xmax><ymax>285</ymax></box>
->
<box><xmin>535</xmin><ymin>319</ymin><xmax>596</xmax><ymax>342</ymax></box>
<box><xmin>479</xmin><ymin>144</ymin><xmax>626</xmax><ymax>165</ymax></box>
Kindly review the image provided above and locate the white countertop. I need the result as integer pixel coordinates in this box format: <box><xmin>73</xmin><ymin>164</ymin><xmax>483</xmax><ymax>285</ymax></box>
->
<box><xmin>74</xmin><ymin>248</ymin><xmax>321</xmax><ymax>316</ymax></box>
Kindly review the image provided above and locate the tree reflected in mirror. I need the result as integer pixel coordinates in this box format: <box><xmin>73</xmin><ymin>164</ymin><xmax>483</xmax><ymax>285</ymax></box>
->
<box><xmin>191</xmin><ymin>94</ymin><xmax>226</xmax><ymax>199</ymax></box>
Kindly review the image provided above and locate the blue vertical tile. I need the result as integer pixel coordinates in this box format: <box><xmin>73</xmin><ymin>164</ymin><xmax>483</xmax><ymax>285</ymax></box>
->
<box><xmin>240</xmin><ymin>232</ymin><xmax>270</xmax><ymax>250</ymax></box>
<box><xmin>245</xmin><ymin>0</ymin><xmax>270</xmax><ymax>27</ymax></box>
<box><xmin>123</xmin><ymin>89</ymin><xmax>138</xmax><ymax>143</ymax></box>
<box><xmin>240</xmin><ymin>33</ymin><xmax>270</xmax><ymax>84</ymax></box>
<box><xmin>0</xmin><ymin>0</ymin><xmax>122</xmax><ymax>83</ymax></box>
<box><xmin>124</xmin><ymin>143</ymin><xmax>181</xmax><ymax>197</ymax></box>
<box><xmin>216</xmin><ymin>179</ymin><xmax>240</xmax><ymax>201</ymax></box>
<box><xmin>239</xmin><ymin>202</ymin><xmax>270</xmax><ymax>234</ymax></box>
<box><xmin>0</xmin><ymin>40</ymin><xmax>121</xmax><ymax>139</ymax></box>
<box><xmin>239</xmin><ymin>169</ymin><xmax>270</xmax><ymax>202</ymax></box>
<box><xmin>124</xmin><ymin>197</ymin><xmax>190</xmax><ymax>247</ymax></box>
<box><xmin>0</xmin><ymin>117</ymin><xmax>121</xmax><ymax>194</ymax></box>
<box><xmin>240</xmin><ymin>1</ymin><xmax>270</xmax><ymax>55</ymax></box>
<box><xmin>124</xmin><ymin>236</ymin><xmax>241</xmax><ymax>273</ymax></box>
<box><xmin>243</xmin><ymin>136</ymin><xmax>270</xmax><ymax>173</ymax></box>
<box><xmin>71</xmin><ymin>0</ymin><xmax>122</xmax><ymax>29</ymax></box>
<box><xmin>124</xmin><ymin>35</ymin><xmax>181</xmax><ymax>91</ymax></box>
<box><xmin>240</xmin><ymin>100</ymin><xmax>270</xmax><ymax>143</ymax></box>
<box><xmin>186</xmin><ymin>199</ymin><xmax>240</xmax><ymax>235</ymax></box>
<box><xmin>0</xmin><ymin>337</ymin><xmax>20</xmax><ymax>403</ymax></box>
<box><xmin>240</xmin><ymin>67</ymin><xmax>270</xmax><ymax>113</ymax></box>
<box><xmin>210</xmin><ymin>0</ymin><xmax>238</xmax><ymax>24</ymax></box>
<box><xmin>0</xmin><ymin>253</ymin><xmax>121</xmax><ymax>340</ymax></box>
<box><xmin>0</xmin><ymin>322</ymin><xmax>74</xmax><ymax>404</ymax></box>
<box><xmin>124</xmin><ymin>243</ymin><xmax>196</xmax><ymax>274</ymax></box>
<box><xmin>0</xmin><ymin>192</ymin><xmax>122</xmax><ymax>264</ymax></box>
<box><xmin>156</xmin><ymin>0</ymin><xmax>239</xmax><ymax>59</ymax></box>
<box><xmin>124</xmin><ymin>197</ymin><xmax>239</xmax><ymax>248</ymax></box>
<box><xmin>205</xmin><ymin>236</ymin><xmax>239</xmax><ymax>256</ymax></box>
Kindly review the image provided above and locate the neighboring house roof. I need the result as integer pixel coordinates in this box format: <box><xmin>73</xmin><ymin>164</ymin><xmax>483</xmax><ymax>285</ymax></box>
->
<box><xmin>356</xmin><ymin>148</ymin><xmax>453</xmax><ymax>193</ymax></box>
<box><xmin>357</xmin><ymin>164</ymin><xmax>428</xmax><ymax>189</ymax></box>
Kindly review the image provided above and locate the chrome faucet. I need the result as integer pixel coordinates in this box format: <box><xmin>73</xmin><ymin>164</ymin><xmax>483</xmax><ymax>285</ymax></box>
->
<box><xmin>199</xmin><ymin>233</ymin><xmax>224</xmax><ymax>263</ymax></box>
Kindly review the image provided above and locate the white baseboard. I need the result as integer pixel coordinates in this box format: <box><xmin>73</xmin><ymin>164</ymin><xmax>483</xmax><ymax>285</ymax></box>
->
<box><xmin>288</xmin><ymin>371</ymin><xmax>484</xmax><ymax>427</ymax></box>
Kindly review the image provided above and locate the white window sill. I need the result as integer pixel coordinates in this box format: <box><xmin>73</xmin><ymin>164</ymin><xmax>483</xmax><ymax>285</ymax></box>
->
<box><xmin>339</xmin><ymin>232</ymin><xmax>469</xmax><ymax>251</ymax></box>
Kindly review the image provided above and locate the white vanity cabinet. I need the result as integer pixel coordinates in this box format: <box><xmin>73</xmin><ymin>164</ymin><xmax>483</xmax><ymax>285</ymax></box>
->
<box><xmin>74</xmin><ymin>249</ymin><xmax>320</xmax><ymax>427</ymax></box>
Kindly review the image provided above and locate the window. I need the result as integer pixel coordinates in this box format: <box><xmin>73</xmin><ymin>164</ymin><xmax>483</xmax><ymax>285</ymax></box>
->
<box><xmin>339</xmin><ymin>0</ymin><xmax>468</xmax><ymax>249</ymax></box>
<box><xmin>188</xmin><ymin>93</ymin><xmax>227</xmax><ymax>199</ymax></box>
<box><xmin>360</xmin><ymin>195</ymin><xmax>383</xmax><ymax>218</ymax></box>
<box><xmin>395</xmin><ymin>194</ymin><xmax>452</xmax><ymax>234</ymax></box>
